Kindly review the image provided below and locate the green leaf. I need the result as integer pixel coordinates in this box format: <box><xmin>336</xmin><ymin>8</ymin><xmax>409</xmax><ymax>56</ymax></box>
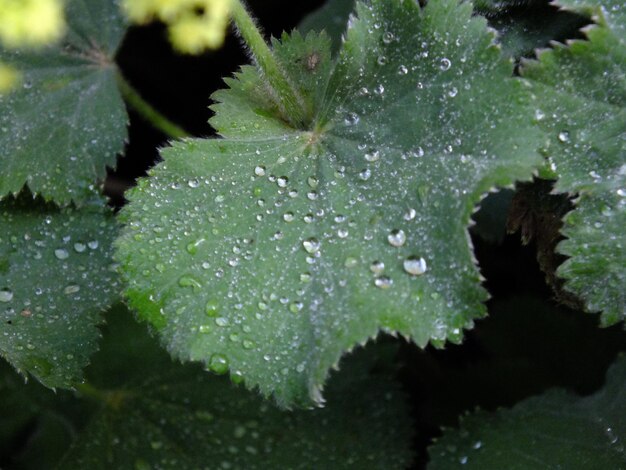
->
<box><xmin>0</xmin><ymin>196</ymin><xmax>119</xmax><ymax>388</ymax></box>
<box><xmin>490</xmin><ymin>10</ymin><xmax>588</xmax><ymax>59</ymax></box>
<box><xmin>520</xmin><ymin>0</ymin><xmax>626</xmax><ymax>325</ymax></box>
<box><xmin>57</xmin><ymin>308</ymin><xmax>413</xmax><ymax>469</ymax></box>
<box><xmin>0</xmin><ymin>0</ymin><xmax>128</xmax><ymax>205</ymax></box>
<box><xmin>117</xmin><ymin>0</ymin><xmax>542</xmax><ymax>406</ymax></box>
<box><xmin>428</xmin><ymin>354</ymin><xmax>626</xmax><ymax>468</ymax></box>
<box><xmin>298</xmin><ymin>0</ymin><xmax>356</xmax><ymax>54</ymax></box>
<box><xmin>0</xmin><ymin>360</ymin><xmax>82</xmax><ymax>468</ymax></box>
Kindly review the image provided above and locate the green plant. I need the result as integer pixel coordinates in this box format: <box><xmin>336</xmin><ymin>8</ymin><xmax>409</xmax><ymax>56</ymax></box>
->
<box><xmin>0</xmin><ymin>0</ymin><xmax>624</xmax><ymax>467</ymax></box>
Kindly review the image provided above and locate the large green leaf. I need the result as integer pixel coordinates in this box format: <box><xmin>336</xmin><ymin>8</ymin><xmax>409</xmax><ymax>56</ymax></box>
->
<box><xmin>428</xmin><ymin>354</ymin><xmax>626</xmax><ymax>468</ymax></box>
<box><xmin>0</xmin><ymin>196</ymin><xmax>119</xmax><ymax>388</ymax></box>
<box><xmin>0</xmin><ymin>0</ymin><xmax>128</xmax><ymax>205</ymax></box>
<box><xmin>54</xmin><ymin>308</ymin><xmax>413</xmax><ymax>469</ymax></box>
<box><xmin>520</xmin><ymin>0</ymin><xmax>626</xmax><ymax>325</ymax></box>
<box><xmin>116</xmin><ymin>0</ymin><xmax>542</xmax><ymax>406</ymax></box>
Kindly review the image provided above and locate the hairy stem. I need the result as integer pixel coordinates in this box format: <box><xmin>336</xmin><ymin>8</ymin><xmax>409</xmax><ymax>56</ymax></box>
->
<box><xmin>230</xmin><ymin>0</ymin><xmax>307</xmax><ymax>128</ymax></box>
<box><xmin>116</xmin><ymin>72</ymin><xmax>190</xmax><ymax>139</ymax></box>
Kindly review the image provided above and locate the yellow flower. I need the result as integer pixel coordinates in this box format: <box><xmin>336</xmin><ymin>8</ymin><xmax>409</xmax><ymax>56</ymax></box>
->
<box><xmin>123</xmin><ymin>0</ymin><xmax>232</xmax><ymax>53</ymax></box>
<box><xmin>0</xmin><ymin>62</ymin><xmax>20</xmax><ymax>93</ymax></box>
<box><xmin>0</xmin><ymin>0</ymin><xmax>65</xmax><ymax>48</ymax></box>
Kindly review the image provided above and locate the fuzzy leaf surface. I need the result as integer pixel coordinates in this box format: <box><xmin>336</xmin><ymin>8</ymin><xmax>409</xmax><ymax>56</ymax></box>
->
<box><xmin>117</xmin><ymin>0</ymin><xmax>541</xmax><ymax>406</ymax></box>
<box><xmin>57</xmin><ymin>309</ymin><xmax>413</xmax><ymax>469</ymax></box>
<box><xmin>521</xmin><ymin>0</ymin><xmax>626</xmax><ymax>325</ymax></box>
<box><xmin>0</xmin><ymin>0</ymin><xmax>128</xmax><ymax>205</ymax></box>
<box><xmin>0</xmin><ymin>198</ymin><xmax>119</xmax><ymax>388</ymax></box>
<box><xmin>428</xmin><ymin>354</ymin><xmax>626</xmax><ymax>468</ymax></box>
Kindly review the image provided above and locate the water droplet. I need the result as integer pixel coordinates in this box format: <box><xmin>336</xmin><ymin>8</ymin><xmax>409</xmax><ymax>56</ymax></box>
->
<box><xmin>404</xmin><ymin>208</ymin><xmax>416</xmax><ymax>221</ymax></box>
<box><xmin>199</xmin><ymin>325</ymin><xmax>212</xmax><ymax>334</ymax></box>
<box><xmin>387</xmin><ymin>229</ymin><xmax>406</xmax><ymax>247</ymax></box>
<box><xmin>365</xmin><ymin>150</ymin><xmax>380</xmax><ymax>162</ymax></box>
<box><xmin>243</xmin><ymin>339</ymin><xmax>255</xmax><ymax>350</ymax></box>
<box><xmin>302</xmin><ymin>238</ymin><xmax>320</xmax><ymax>254</ymax></box>
<box><xmin>54</xmin><ymin>248</ymin><xmax>69</xmax><ymax>260</ymax></box>
<box><xmin>215</xmin><ymin>317</ymin><xmax>229</xmax><ymax>327</ymax></box>
<box><xmin>188</xmin><ymin>179</ymin><xmax>200</xmax><ymax>188</ymax></box>
<box><xmin>64</xmin><ymin>284</ymin><xmax>80</xmax><ymax>295</ymax></box>
<box><xmin>283</xmin><ymin>212</ymin><xmax>295</xmax><ymax>222</ymax></box>
<box><xmin>344</xmin><ymin>112</ymin><xmax>360</xmax><ymax>126</ymax></box>
<box><xmin>307</xmin><ymin>176</ymin><xmax>319</xmax><ymax>188</ymax></box>
<box><xmin>359</xmin><ymin>168</ymin><xmax>371</xmax><ymax>180</ymax></box>
<box><xmin>534</xmin><ymin>109</ymin><xmax>545</xmax><ymax>121</ymax></box>
<box><xmin>398</xmin><ymin>65</ymin><xmax>408</xmax><ymax>75</ymax></box>
<box><xmin>439</xmin><ymin>58</ymin><xmax>451</xmax><ymax>71</ymax></box>
<box><xmin>337</xmin><ymin>229</ymin><xmax>349</xmax><ymax>239</ymax></box>
<box><xmin>344</xmin><ymin>257</ymin><xmax>358</xmax><ymax>268</ymax></box>
<box><xmin>276</xmin><ymin>176</ymin><xmax>288</xmax><ymax>188</ymax></box>
<box><xmin>374</xmin><ymin>276</ymin><xmax>393</xmax><ymax>289</ymax></box>
<box><xmin>73</xmin><ymin>242</ymin><xmax>86</xmax><ymax>253</ymax></box>
<box><xmin>186</xmin><ymin>238</ymin><xmax>205</xmax><ymax>255</ymax></box>
<box><xmin>205</xmin><ymin>299</ymin><xmax>219</xmax><ymax>317</ymax></box>
<box><xmin>377</xmin><ymin>55</ymin><xmax>387</xmax><ymax>66</ymax></box>
<box><xmin>370</xmin><ymin>260</ymin><xmax>385</xmax><ymax>274</ymax></box>
<box><xmin>382</xmin><ymin>31</ymin><xmax>394</xmax><ymax>44</ymax></box>
<box><xmin>254</xmin><ymin>166</ymin><xmax>266</xmax><ymax>176</ymax></box>
<box><xmin>209</xmin><ymin>354</ymin><xmax>229</xmax><ymax>374</ymax></box>
<box><xmin>404</xmin><ymin>256</ymin><xmax>427</xmax><ymax>276</ymax></box>
<box><xmin>558</xmin><ymin>131</ymin><xmax>570</xmax><ymax>143</ymax></box>
<box><xmin>178</xmin><ymin>275</ymin><xmax>202</xmax><ymax>291</ymax></box>
<box><xmin>447</xmin><ymin>87</ymin><xmax>458</xmax><ymax>98</ymax></box>
<box><xmin>300</xmin><ymin>272</ymin><xmax>312</xmax><ymax>283</ymax></box>
<box><xmin>289</xmin><ymin>301</ymin><xmax>303</xmax><ymax>313</ymax></box>
<box><xmin>0</xmin><ymin>288</ymin><xmax>13</xmax><ymax>303</ymax></box>
<box><xmin>374</xmin><ymin>84</ymin><xmax>385</xmax><ymax>95</ymax></box>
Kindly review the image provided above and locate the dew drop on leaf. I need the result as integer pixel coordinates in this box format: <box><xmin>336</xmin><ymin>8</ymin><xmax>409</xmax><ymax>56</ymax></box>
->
<box><xmin>63</xmin><ymin>284</ymin><xmax>80</xmax><ymax>295</ymax></box>
<box><xmin>370</xmin><ymin>261</ymin><xmax>385</xmax><ymax>275</ymax></box>
<box><xmin>54</xmin><ymin>248</ymin><xmax>69</xmax><ymax>260</ymax></box>
<box><xmin>302</xmin><ymin>238</ymin><xmax>321</xmax><ymax>254</ymax></box>
<box><xmin>205</xmin><ymin>299</ymin><xmax>219</xmax><ymax>317</ymax></box>
<box><xmin>403</xmin><ymin>256</ymin><xmax>428</xmax><ymax>276</ymax></box>
<box><xmin>387</xmin><ymin>229</ymin><xmax>406</xmax><ymax>247</ymax></box>
<box><xmin>0</xmin><ymin>288</ymin><xmax>13</xmax><ymax>302</ymax></box>
<box><xmin>374</xmin><ymin>276</ymin><xmax>393</xmax><ymax>289</ymax></box>
<box><xmin>440</xmin><ymin>58</ymin><xmax>452</xmax><ymax>71</ymax></box>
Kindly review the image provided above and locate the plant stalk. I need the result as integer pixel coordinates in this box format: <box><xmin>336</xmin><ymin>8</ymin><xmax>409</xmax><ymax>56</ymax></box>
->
<box><xmin>230</xmin><ymin>0</ymin><xmax>307</xmax><ymax>128</ymax></box>
<box><xmin>116</xmin><ymin>72</ymin><xmax>190</xmax><ymax>139</ymax></box>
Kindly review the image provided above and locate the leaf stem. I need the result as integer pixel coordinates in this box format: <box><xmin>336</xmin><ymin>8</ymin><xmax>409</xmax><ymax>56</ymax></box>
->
<box><xmin>230</xmin><ymin>0</ymin><xmax>307</xmax><ymax>128</ymax></box>
<box><xmin>115</xmin><ymin>72</ymin><xmax>190</xmax><ymax>139</ymax></box>
<box><xmin>76</xmin><ymin>382</ymin><xmax>132</xmax><ymax>410</ymax></box>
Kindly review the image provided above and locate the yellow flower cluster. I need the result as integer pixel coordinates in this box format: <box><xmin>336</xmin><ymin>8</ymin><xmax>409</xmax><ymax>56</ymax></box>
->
<box><xmin>123</xmin><ymin>0</ymin><xmax>232</xmax><ymax>54</ymax></box>
<box><xmin>0</xmin><ymin>0</ymin><xmax>65</xmax><ymax>92</ymax></box>
<box><xmin>0</xmin><ymin>0</ymin><xmax>65</xmax><ymax>48</ymax></box>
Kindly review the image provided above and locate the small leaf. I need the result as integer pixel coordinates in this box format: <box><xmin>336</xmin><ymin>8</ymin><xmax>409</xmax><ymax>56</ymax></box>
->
<box><xmin>298</xmin><ymin>0</ymin><xmax>356</xmax><ymax>54</ymax></box>
<box><xmin>0</xmin><ymin>196</ymin><xmax>119</xmax><ymax>388</ymax></box>
<box><xmin>117</xmin><ymin>0</ymin><xmax>542</xmax><ymax>406</ymax></box>
<box><xmin>521</xmin><ymin>0</ymin><xmax>626</xmax><ymax>325</ymax></box>
<box><xmin>56</xmin><ymin>308</ymin><xmax>414</xmax><ymax>469</ymax></box>
<box><xmin>0</xmin><ymin>0</ymin><xmax>128</xmax><ymax>205</ymax></box>
<box><xmin>428</xmin><ymin>354</ymin><xmax>626</xmax><ymax>468</ymax></box>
